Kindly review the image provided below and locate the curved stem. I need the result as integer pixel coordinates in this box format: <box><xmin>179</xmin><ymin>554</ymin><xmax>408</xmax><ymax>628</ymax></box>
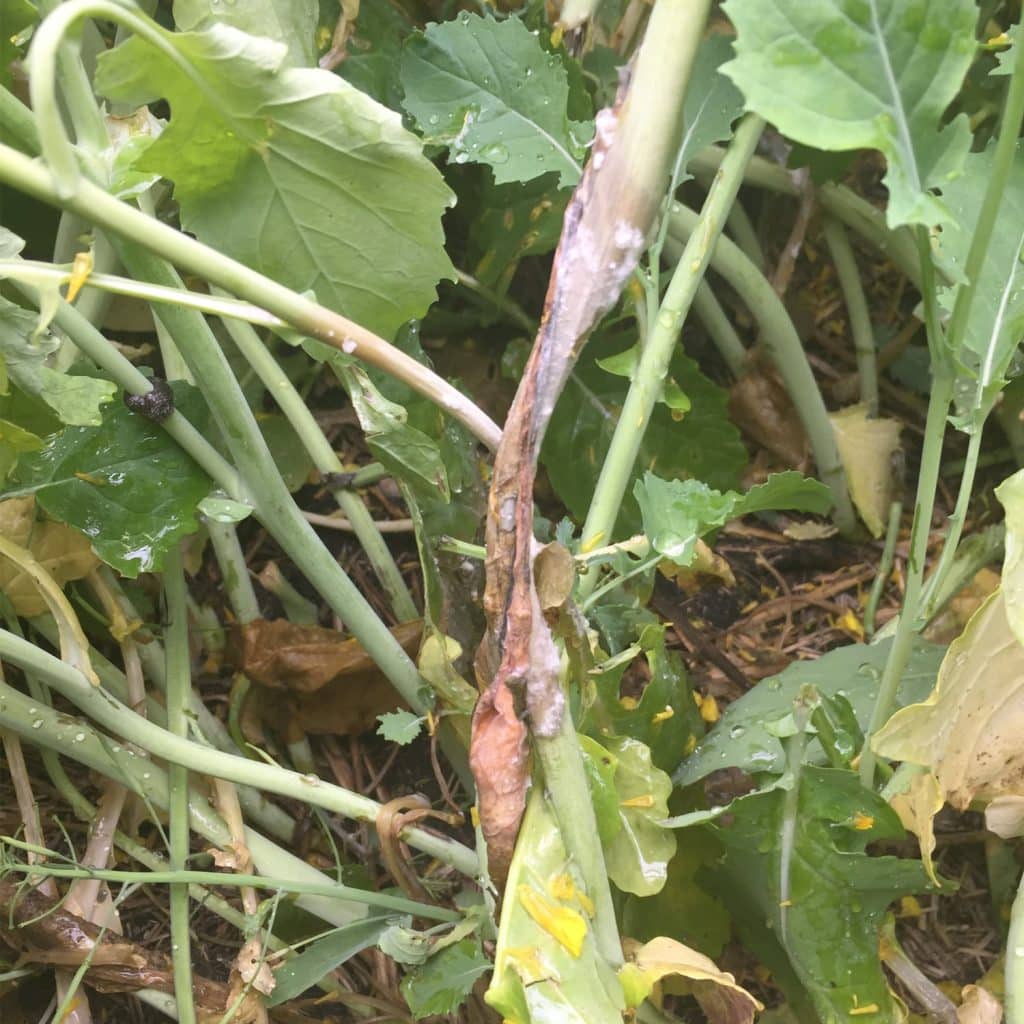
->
<box><xmin>692</xmin><ymin>278</ymin><xmax>746</xmax><ymax>376</ymax></box>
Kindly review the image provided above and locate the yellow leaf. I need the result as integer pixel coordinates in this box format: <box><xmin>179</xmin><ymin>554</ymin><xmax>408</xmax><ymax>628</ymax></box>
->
<box><xmin>65</xmin><ymin>249</ymin><xmax>94</xmax><ymax>304</ymax></box>
<box><xmin>516</xmin><ymin>884</ymin><xmax>587</xmax><ymax>958</ymax></box>
<box><xmin>888</xmin><ymin>771</ymin><xmax>943</xmax><ymax>885</ymax></box>
<box><xmin>698</xmin><ymin>694</ymin><xmax>720</xmax><ymax>723</ymax></box>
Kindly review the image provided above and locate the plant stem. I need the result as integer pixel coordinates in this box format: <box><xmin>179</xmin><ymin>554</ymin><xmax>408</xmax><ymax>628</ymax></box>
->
<box><xmin>163</xmin><ymin>547</ymin><xmax>196</xmax><ymax>1024</ymax></box>
<box><xmin>206</xmin><ymin>520</ymin><xmax>262</xmax><ymax>625</ymax></box>
<box><xmin>214</xmin><ymin>302</ymin><xmax>417</xmax><ymax>621</ymax></box>
<box><xmin>576</xmin><ymin>115</ymin><xmax>765</xmax><ymax>574</ymax></box>
<box><xmin>859</xmin><ymin>369</ymin><xmax>953</xmax><ymax>786</ymax></box>
<box><xmin>665</xmin><ymin>204</ymin><xmax>856</xmax><ymax>536</ymax></box>
<box><xmin>692</xmin><ymin>279</ymin><xmax>746</xmax><ymax>376</ymax></box>
<box><xmin>822</xmin><ymin>216</ymin><xmax>878</xmax><ymax>415</ymax></box>
<box><xmin>725</xmin><ymin>197</ymin><xmax>765</xmax><ymax>270</ymax></box>
<box><xmin>0</xmin><ymin>627</ymin><xmax>479</xmax><ymax>876</ymax></box>
<box><xmin>0</xmin><ymin>86</ymin><xmax>39</xmax><ymax>153</ymax></box>
<box><xmin>1007</xmin><ymin>868</ymin><xmax>1024</xmax><ymax>1024</ymax></box>
<box><xmin>864</xmin><ymin>501</ymin><xmax>902</xmax><ymax>638</ymax></box>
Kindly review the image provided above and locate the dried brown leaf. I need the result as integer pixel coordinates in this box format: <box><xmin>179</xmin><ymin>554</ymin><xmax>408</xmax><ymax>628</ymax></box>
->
<box><xmin>728</xmin><ymin>359</ymin><xmax>809</xmax><ymax>467</ymax></box>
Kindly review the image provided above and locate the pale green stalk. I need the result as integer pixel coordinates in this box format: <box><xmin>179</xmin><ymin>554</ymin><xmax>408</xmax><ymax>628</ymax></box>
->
<box><xmin>666</xmin><ymin>204</ymin><xmax>856</xmax><ymax>535</ymax></box>
<box><xmin>864</xmin><ymin>501</ymin><xmax>902</xmax><ymax>638</ymax></box>
<box><xmin>214</xmin><ymin>301</ymin><xmax>417</xmax><ymax>621</ymax></box>
<box><xmin>0</xmin><ymin>627</ymin><xmax>479</xmax><ymax>876</ymax></box>
<box><xmin>205</xmin><ymin>519</ymin><xmax>262</xmax><ymax>625</ymax></box>
<box><xmin>578</xmin><ymin>114</ymin><xmax>764</xmax><ymax>573</ymax></box>
<box><xmin>725</xmin><ymin>197</ymin><xmax>765</xmax><ymax>269</ymax></box>
<box><xmin>693</xmin><ymin>279</ymin><xmax>746</xmax><ymax>376</ymax></box>
<box><xmin>162</xmin><ymin>547</ymin><xmax>196</xmax><ymax>1024</ymax></box>
<box><xmin>822</xmin><ymin>216</ymin><xmax>878</xmax><ymax>415</ymax></box>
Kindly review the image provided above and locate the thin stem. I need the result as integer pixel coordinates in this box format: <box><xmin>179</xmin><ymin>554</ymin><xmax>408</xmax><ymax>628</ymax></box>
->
<box><xmin>692</xmin><ymin>279</ymin><xmax>746</xmax><ymax>377</ymax></box>
<box><xmin>577</xmin><ymin>115</ymin><xmax>765</xmax><ymax>574</ymax></box>
<box><xmin>725</xmin><ymin>197</ymin><xmax>765</xmax><ymax>270</ymax></box>
<box><xmin>214</xmin><ymin>301</ymin><xmax>417</xmax><ymax>621</ymax></box>
<box><xmin>0</xmin><ymin>86</ymin><xmax>39</xmax><ymax>153</ymax></box>
<box><xmin>455</xmin><ymin>270</ymin><xmax>535</xmax><ymax>333</ymax></box>
<box><xmin>163</xmin><ymin>547</ymin><xmax>196</xmax><ymax>1024</ymax></box>
<box><xmin>0</xmin><ymin>627</ymin><xmax>479</xmax><ymax>876</ymax></box>
<box><xmin>666</xmin><ymin>204</ymin><xmax>856</xmax><ymax>536</ymax></box>
<box><xmin>864</xmin><ymin>501</ymin><xmax>902</xmax><ymax>638</ymax></box>
<box><xmin>822</xmin><ymin>216</ymin><xmax>878</xmax><ymax>415</ymax></box>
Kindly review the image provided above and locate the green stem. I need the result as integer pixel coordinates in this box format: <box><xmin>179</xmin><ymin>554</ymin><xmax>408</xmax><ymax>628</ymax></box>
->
<box><xmin>163</xmin><ymin>547</ymin><xmax>196</xmax><ymax>1024</ymax></box>
<box><xmin>1006</xmin><ymin>867</ymin><xmax>1024</xmax><ymax>1024</ymax></box>
<box><xmin>533</xmin><ymin>710</ymin><xmax>622</xmax><ymax>967</ymax></box>
<box><xmin>822</xmin><ymin>216</ymin><xmax>878</xmax><ymax>415</ymax></box>
<box><xmin>0</xmin><ymin>86</ymin><xmax>39</xmax><ymax>153</ymax></box>
<box><xmin>577</xmin><ymin>115</ymin><xmax>765</xmax><ymax>572</ymax></box>
<box><xmin>725</xmin><ymin>197</ymin><xmax>764</xmax><ymax>270</ymax></box>
<box><xmin>0</xmin><ymin>627</ymin><xmax>479</xmax><ymax>876</ymax></box>
<box><xmin>859</xmin><ymin>369</ymin><xmax>953</xmax><ymax>786</ymax></box>
<box><xmin>666</xmin><ymin>204</ymin><xmax>856</xmax><ymax>536</ymax></box>
<box><xmin>214</xmin><ymin>301</ymin><xmax>418</xmax><ymax>622</ymax></box>
<box><xmin>205</xmin><ymin>519</ymin><xmax>262</xmax><ymax>625</ymax></box>
<box><xmin>455</xmin><ymin>270</ymin><xmax>535</xmax><ymax>333</ymax></box>
<box><xmin>692</xmin><ymin>279</ymin><xmax>746</xmax><ymax>376</ymax></box>
<box><xmin>864</xmin><ymin>501</ymin><xmax>902</xmax><ymax>638</ymax></box>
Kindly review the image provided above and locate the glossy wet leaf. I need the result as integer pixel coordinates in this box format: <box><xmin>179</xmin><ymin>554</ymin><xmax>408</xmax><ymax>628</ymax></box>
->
<box><xmin>174</xmin><ymin>0</ymin><xmax>318</xmax><ymax>68</ymax></box>
<box><xmin>701</xmin><ymin>767</ymin><xmax>932</xmax><ymax>1023</ymax></box>
<box><xmin>675</xmin><ymin>637</ymin><xmax>945</xmax><ymax>786</ymax></box>
<box><xmin>401</xmin><ymin>13</ymin><xmax>591</xmax><ymax>188</ymax></box>
<box><xmin>400</xmin><ymin>938</ymin><xmax>490</xmax><ymax>1019</ymax></box>
<box><xmin>97</xmin><ymin>21</ymin><xmax>454</xmax><ymax>340</ymax></box>
<box><xmin>486</xmin><ymin>791</ymin><xmax>625</xmax><ymax>1024</ymax></box>
<box><xmin>543</xmin><ymin>331</ymin><xmax>745</xmax><ymax>536</ymax></box>
<box><xmin>6</xmin><ymin>382</ymin><xmax>213</xmax><ymax>577</ymax></box>
<box><xmin>722</xmin><ymin>0</ymin><xmax>976</xmax><ymax>227</ymax></box>
<box><xmin>636</xmin><ymin>470</ymin><xmax>832</xmax><ymax>565</ymax></box>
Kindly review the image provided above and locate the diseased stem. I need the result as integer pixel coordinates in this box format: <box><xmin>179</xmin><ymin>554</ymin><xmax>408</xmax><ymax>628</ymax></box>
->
<box><xmin>822</xmin><ymin>216</ymin><xmax>878</xmax><ymax>415</ymax></box>
<box><xmin>0</xmin><ymin>628</ymin><xmax>479</xmax><ymax>877</ymax></box>
<box><xmin>162</xmin><ymin>548</ymin><xmax>196</xmax><ymax>1024</ymax></box>
<box><xmin>577</xmin><ymin>115</ymin><xmax>765</xmax><ymax>575</ymax></box>
<box><xmin>666</xmin><ymin>204</ymin><xmax>856</xmax><ymax>536</ymax></box>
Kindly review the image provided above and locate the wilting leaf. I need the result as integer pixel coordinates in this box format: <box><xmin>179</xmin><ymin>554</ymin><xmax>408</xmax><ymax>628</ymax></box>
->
<box><xmin>957</xmin><ymin>985</ymin><xmax>1003</xmax><ymax>1024</ymax></box>
<box><xmin>0</xmin><ymin>496</ymin><xmax>98</xmax><ymax>616</ymax></box>
<box><xmin>400</xmin><ymin>938</ymin><xmax>490</xmax><ymax>1020</ymax></box>
<box><xmin>829</xmin><ymin>404</ymin><xmax>902</xmax><ymax>537</ymax></box>
<box><xmin>377</xmin><ymin>709</ymin><xmax>424</xmax><ymax>746</ymax></box>
<box><xmin>7</xmin><ymin>382</ymin><xmax>213</xmax><ymax>577</ymax></box>
<box><xmin>620</xmin><ymin>936</ymin><xmax>761</xmax><ymax>1023</ymax></box>
<box><xmin>700</xmin><ymin>768</ymin><xmax>932</xmax><ymax>1023</ymax></box>
<box><xmin>728</xmin><ymin>358</ymin><xmax>809</xmax><ymax>468</ymax></box>
<box><xmin>676</xmin><ymin>637</ymin><xmax>945</xmax><ymax>786</ymax></box>
<box><xmin>97</xmin><ymin>21</ymin><xmax>454</xmax><ymax>340</ymax></box>
<box><xmin>486</xmin><ymin>791</ymin><xmax>626</xmax><ymax>1024</ymax></box>
<box><xmin>888</xmin><ymin>768</ymin><xmax>943</xmax><ymax>886</ymax></box>
<box><xmin>401</xmin><ymin>13</ymin><xmax>591</xmax><ymax>188</ymax></box>
<box><xmin>722</xmin><ymin>0</ymin><xmax>976</xmax><ymax>228</ymax></box>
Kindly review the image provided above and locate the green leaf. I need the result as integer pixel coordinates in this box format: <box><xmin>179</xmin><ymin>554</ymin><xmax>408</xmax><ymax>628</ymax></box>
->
<box><xmin>377</xmin><ymin>709</ymin><xmax>424</xmax><ymax>746</ymax></box>
<box><xmin>174</xmin><ymin>0</ymin><xmax>319</xmax><ymax>68</ymax></box>
<box><xmin>400</xmin><ymin>938</ymin><xmax>490</xmax><ymax>1020</ymax></box>
<box><xmin>543</xmin><ymin>331</ymin><xmax>745</xmax><ymax>537</ymax></box>
<box><xmin>400</xmin><ymin>13</ymin><xmax>591</xmax><ymax>188</ymax></box>
<box><xmin>97</xmin><ymin>22</ymin><xmax>455</xmax><ymax>341</ymax></box>
<box><xmin>936</xmin><ymin>143</ymin><xmax>1024</xmax><ymax>426</ymax></box>
<box><xmin>7</xmin><ymin>382</ymin><xmax>213</xmax><ymax>577</ymax></box>
<box><xmin>675</xmin><ymin>637</ymin><xmax>946</xmax><ymax>786</ymax></box>
<box><xmin>487</xmin><ymin>791</ymin><xmax>625</xmax><ymax>1024</ymax></box>
<box><xmin>722</xmin><ymin>0</ymin><xmax>977</xmax><ymax>228</ymax></box>
<box><xmin>336</xmin><ymin>0</ymin><xmax>413</xmax><ymax>110</ymax></box>
<box><xmin>674</xmin><ymin>35</ymin><xmax>745</xmax><ymax>185</ymax></box>
<box><xmin>701</xmin><ymin>767</ymin><xmax>932</xmax><ymax>1023</ymax></box>
<box><xmin>635</xmin><ymin>470</ymin><xmax>832</xmax><ymax>565</ymax></box>
<box><xmin>0</xmin><ymin>1</ymin><xmax>35</xmax><ymax>94</ymax></box>
<box><xmin>259</xmin><ymin>413</ymin><xmax>315</xmax><ymax>493</ymax></box>
<box><xmin>0</xmin><ymin>300</ymin><xmax>116</xmax><ymax>426</ymax></box>
<box><xmin>267</xmin><ymin>915</ymin><xmax>394</xmax><ymax>1006</ymax></box>
<box><xmin>582</xmin><ymin>735</ymin><xmax>676</xmax><ymax>897</ymax></box>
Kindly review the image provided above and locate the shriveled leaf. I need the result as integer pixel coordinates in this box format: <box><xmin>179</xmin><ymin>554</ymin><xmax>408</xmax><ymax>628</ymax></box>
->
<box><xmin>701</xmin><ymin>768</ymin><xmax>932</xmax><ymax>1023</ymax></box>
<box><xmin>621</xmin><ymin>936</ymin><xmax>761</xmax><ymax>1023</ymax></box>
<box><xmin>97</xmin><ymin>22</ymin><xmax>454</xmax><ymax>341</ymax></box>
<box><xmin>722</xmin><ymin>0</ymin><xmax>976</xmax><ymax>228</ymax></box>
<box><xmin>400</xmin><ymin>938</ymin><xmax>490</xmax><ymax>1020</ymax></box>
<box><xmin>7</xmin><ymin>382</ymin><xmax>213</xmax><ymax>577</ymax></box>
<box><xmin>377</xmin><ymin>709</ymin><xmax>424</xmax><ymax>746</ymax></box>
<box><xmin>486</xmin><ymin>791</ymin><xmax>625</xmax><ymax>1024</ymax></box>
<box><xmin>829</xmin><ymin>404</ymin><xmax>901</xmax><ymax>537</ymax></box>
<box><xmin>173</xmin><ymin>0</ymin><xmax>318</xmax><ymax>68</ymax></box>
<box><xmin>957</xmin><ymin>985</ymin><xmax>1003</xmax><ymax>1024</ymax></box>
<box><xmin>0</xmin><ymin>496</ymin><xmax>99</xmax><ymax>616</ymax></box>
<box><xmin>985</xmin><ymin>794</ymin><xmax>1024</xmax><ymax>839</ymax></box>
<box><xmin>728</xmin><ymin>359</ymin><xmax>809</xmax><ymax>468</ymax></box>
<box><xmin>400</xmin><ymin>13</ymin><xmax>591</xmax><ymax>188</ymax></box>
<box><xmin>936</xmin><ymin>144</ymin><xmax>1024</xmax><ymax>425</ymax></box>
<box><xmin>267</xmin><ymin>916</ymin><xmax>394</xmax><ymax>1006</ymax></box>
<box><xmin>676</xmin><ymin>637</ymin><xmax>945</xmax><ymax>786</ymax></box>
<box><xmin>888</xmin><ymin>768</ymin><xmax>943</xmax><ymax>886</ymax></box>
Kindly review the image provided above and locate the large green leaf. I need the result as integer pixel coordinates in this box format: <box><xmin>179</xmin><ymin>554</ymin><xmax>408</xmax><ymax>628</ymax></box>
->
<box><xmin>400</xmin><ymin>13</ymin><xmax>591</xmax><ymax>188</ymax></box>
<box><xmin>935</xmin><ymin>144</ymin><xmax>1024</xmax><ymax>426</ymax></box>
<box><xmin>173</xmin><ymin>0</ymin><xmax>319</xmax><ymax>68</ymax></box>
<box><xmin>722</xmin><ymin>0</ymin><xmax>977</xmax><ymax>228</ymax></box>
<box><xmin>400</xmin><ymin>938</ymin><xmax>491</xmax><ymax>1020</ymax></box>
<box><xmin>7</xmin><ymin>383</ymin><xmax>213</xmax><ymax>577</ymax></box>
<box><xmin>542</xmin><ymin>331</ymin><xmax>746</xmax><ymax>537</ymax></box>
<box><xmin>700</xmin><ymin>767</ymin><xmax>932</xmax><ymax>1023</ymax></box>
<box><xmin>97</xmin><ymin>22</ymin><xmax>454</xmax><ymax>341</ymax></box>
<box><xmin>487</xmin><ymin>791</ymin><xmax>625</xmax><ymax>1023</ymax></box>
<box><xmin>336</xmin><ymin>0</ymin><xmax>413</xmax><ymax>110</ymax></box>
<box><xmin>675</xmin><ymin>637</ymin><xmax>946</xmax><ymax>786</ymax></box>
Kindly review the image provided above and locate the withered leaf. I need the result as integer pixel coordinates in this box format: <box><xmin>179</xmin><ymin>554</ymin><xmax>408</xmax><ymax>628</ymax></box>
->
<box><xmin>728</xmin><ymin>357</ymin><xmax>809</xmax><ymax>468</ymax></box>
